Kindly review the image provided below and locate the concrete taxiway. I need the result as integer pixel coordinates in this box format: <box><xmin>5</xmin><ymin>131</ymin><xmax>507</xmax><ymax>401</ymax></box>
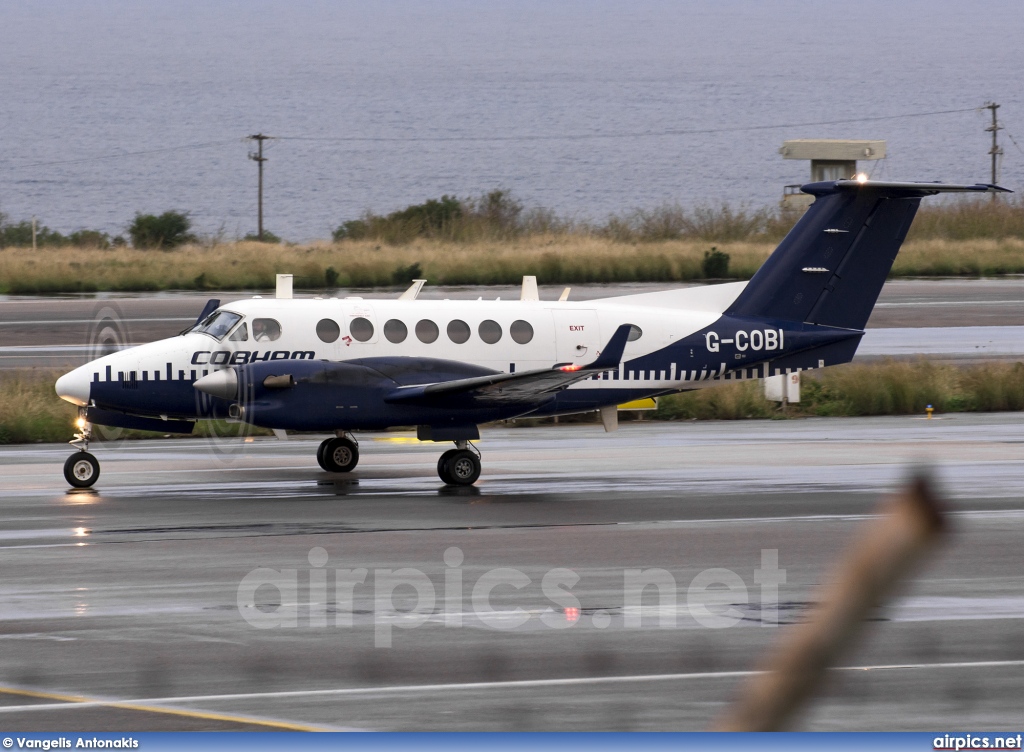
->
<box><xmin>0</xmin><ymin>416</ymin><xmax>1022</xmax><ymax>730</ymax></box>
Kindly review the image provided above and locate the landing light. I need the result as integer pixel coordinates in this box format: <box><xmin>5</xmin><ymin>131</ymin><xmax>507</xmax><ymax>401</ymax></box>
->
<box><xmin>856</xmin><ymin>173</ymin><xmax>868</xmax><ymax>184</ymax></box>
<box><xmin>75</xmin><ymin>417</ymin><xmax>86</xmax><ymax>430</ymax></box>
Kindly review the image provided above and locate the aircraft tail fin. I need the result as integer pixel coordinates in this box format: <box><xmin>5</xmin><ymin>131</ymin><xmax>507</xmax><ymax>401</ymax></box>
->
<box><xmin>725</xmin><ymin>180</ymin><xmax>1009</xmax><ymax>330</ymax></box>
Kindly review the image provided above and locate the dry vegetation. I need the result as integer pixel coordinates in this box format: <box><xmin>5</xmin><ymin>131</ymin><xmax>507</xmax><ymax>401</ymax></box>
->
<box><xmin>5</xmin><ymin>361</ymin><xmax>1024</xmax><ymax>444</ymax></box>
<box><xmin>3</xmin><ymin>235</ymin><xmax>1024</xmax><ymax>295</ymax></box>
<box><xmin>1</xmin><ymin>193</ymin><xmax>1022</xmax><ymax>293</ymax></box>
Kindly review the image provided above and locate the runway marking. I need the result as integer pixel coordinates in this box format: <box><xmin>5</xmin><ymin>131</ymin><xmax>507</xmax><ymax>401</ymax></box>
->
<box><xmin>0</xmin><ymin>318</ymin><xmax>191</xmax><ymax>326</ymax></box>
<box><xmin>2</xmin><ymin>659</ymin><xmax>1021</xmax><ymax>712</ymax></box>
<box><xmin>0</xmin><ymin>685</ymin><xmax>328</xmax><ymax>730</ymax></box>
<box><xmin>874</xmin><ymin>301</ymin><xmax>1024</xmax><ymax>307</ymax></box>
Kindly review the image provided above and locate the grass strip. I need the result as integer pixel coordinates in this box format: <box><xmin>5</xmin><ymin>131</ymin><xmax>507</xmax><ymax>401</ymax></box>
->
<box><xmin>3</xmin><ymin>237</ymin><xmax>1024</xmax><ymax>294</ymax></box>
<box><xmin>4</xmin><ymin>361</ymin><xmax>1024</xmax><ymax>445</ymax></box>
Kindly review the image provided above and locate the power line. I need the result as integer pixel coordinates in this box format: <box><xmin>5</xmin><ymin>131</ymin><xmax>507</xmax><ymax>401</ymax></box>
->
<box><xmin>0</xmin><ymin>107</ymin><xmax>986</xmax><ymax>175</ymax></box>
<box><xmin>277</xmin><ymin>106</ymin><xmax>982</xmax><ymax>143</ymax></box>
<box><xmin>0</xmin><ymin>139</ymin><xmax>241</xmax><ymax>171</ymax></box>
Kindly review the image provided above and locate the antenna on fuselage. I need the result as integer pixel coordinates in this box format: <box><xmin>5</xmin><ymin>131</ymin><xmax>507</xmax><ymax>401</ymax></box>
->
<box><xmin>276</xmin><ymin>274</ymin><xmax>293</xmax><ymax>299</ymax></box>
<box><xmin>520</xmin><ymin>275</ymin><xmax>539</xmax><ymax>302</ymax></box>
<box><xmin>398</xmin><ymin>279</ymin><xmax>427</xmax><ymax>301</ymax></box>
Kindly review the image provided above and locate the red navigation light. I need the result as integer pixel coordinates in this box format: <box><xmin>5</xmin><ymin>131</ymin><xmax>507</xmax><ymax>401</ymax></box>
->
<box><xmin>559</xmin><ymin>364</ymin><xmax>582</xmax><ymax>372</ymax></box>
<box><xmin>564</xmin><ymin>607</ymin><xmax>580</xmax><ymax>622</ymax></box>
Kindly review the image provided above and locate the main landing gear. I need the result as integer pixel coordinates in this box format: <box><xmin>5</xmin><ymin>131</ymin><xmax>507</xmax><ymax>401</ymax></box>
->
<box><xmin>437</xmin><ymin>441</ymin><xmax>481</xmax><ymax>487</ymax></box>
<box><xmin>317</xmin><ymin>432</ymin><xmax>359</xmax><ymax>473</ymax></box>
<box><xmin>64</xmin><ymin>411</ymin><xmax>100</xmax><ymax>488</ymax></box>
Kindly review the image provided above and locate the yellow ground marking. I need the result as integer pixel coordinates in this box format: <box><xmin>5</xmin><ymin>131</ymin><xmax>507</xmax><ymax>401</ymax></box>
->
<box><xmin>0</xmin><ymin>685</ymin><xmax>324</xmax><ymax>731</ymax></box>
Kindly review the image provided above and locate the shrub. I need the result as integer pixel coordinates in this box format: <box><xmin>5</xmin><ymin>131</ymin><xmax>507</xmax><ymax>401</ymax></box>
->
<box><xmin>333</xmin><ymin>191</ymin><xmax>531</xmax><ymax>245</ymax></box>
<box><xmin>68</xmin><ymin>229</ymin><xmax>111</xmax><ymax>249</ymax></box>
<box><xmin>129</xmin><ymin>211</ymin><xmax>193</xmax><ymax>249</ymax></box>
<box><xmin>0</xmin><ymin>216</ymin><xmax>68</xmax><ymax>248</ymax></box>
<box><xmin>325</xmin><ymin>266</ymin><xmax>340</xmax><ymax>287</ymax></box>
<box><xmin>243</xmin><ymin>230</ymin><xmax>282</xmax><ymax>243</ymax></box>
<box><xmin>333</xmin><ymin>219</ymin><xmax>371</xmax><ymax>241</ymax></box>
<box><xmin>392</xmin><ymin>261</ymin><xmax>423</xmax><ymax>285</ymax></box>
<box><xmin>701</xmin><ymin>246</ymin><xmax>730</xmax><ymax>278</ymax></box>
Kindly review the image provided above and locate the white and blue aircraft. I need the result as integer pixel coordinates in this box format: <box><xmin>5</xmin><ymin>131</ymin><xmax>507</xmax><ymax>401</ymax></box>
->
<box><xmin>55</xmin><ymin>179</ymin><xmax>1007</xmax><ymax>487</ymax></box>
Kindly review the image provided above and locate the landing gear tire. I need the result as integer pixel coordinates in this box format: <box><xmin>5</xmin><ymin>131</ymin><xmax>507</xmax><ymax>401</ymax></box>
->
<box><xmin>322</xmin><ymin>437</ymin><xmax>359</xmax><ymax>473</ymax></box>
<box><xmin>437</xmin><ymin>449</ymin><xmax>458</xmax><ymax>485</ymax></box>
<box><xmin>316</xmin><ymin>438</ymin><xmax>332</xmax><ymax>470</ymax></box>
<box><xmin>442</xmin><ymin>449</ymin><xmax>481</xmax><ymax>486</ymax></box>
<box><xmin>64</xmin><ymin>452</ymin><xmax>100</xmax><ymax>488</ymax></box>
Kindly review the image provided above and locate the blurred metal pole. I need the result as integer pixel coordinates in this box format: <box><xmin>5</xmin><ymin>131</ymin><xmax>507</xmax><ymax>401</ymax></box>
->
<box><xmin>715</xmin><ymin>470</ymin><xmax>946</xmax><ymax>731</ymax></box>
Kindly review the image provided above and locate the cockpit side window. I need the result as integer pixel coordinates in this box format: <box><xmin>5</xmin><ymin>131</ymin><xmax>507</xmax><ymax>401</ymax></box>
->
<box><xmin>194</xmin><ymin>311</ymin><xmax>243</xmax><ymax>341</ymax></box>
<box><xmin>228</xmin><ymin>322</ymin><xmax>249</xmax><ymax>341</ymax></box>
<box><xmin>252</xmin><ymin>318</ymin><xmax>282</xmax><ymax>342</ymax></box>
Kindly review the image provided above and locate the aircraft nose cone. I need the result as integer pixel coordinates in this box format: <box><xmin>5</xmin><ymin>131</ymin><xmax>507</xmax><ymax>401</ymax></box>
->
<box><xmin>55</xmin><ymin>368</ymin><xmax>92</xmax><ymax>406</ymax></box>
<box><xmin>193</xmin><ymin>369</ymin><xmax>238</xmax><ymax>400</ymax></box>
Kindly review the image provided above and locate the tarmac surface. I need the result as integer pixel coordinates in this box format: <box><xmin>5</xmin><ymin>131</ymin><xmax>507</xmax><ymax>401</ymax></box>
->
<box><xmin>2</xmin><ymin>279</ymin><xmax>1024</xmax><ymax>368</ymax></box>
<box><xmin>1</xmin><ymin>416</ymin><xmax>1022</xmax><ymax>731</ymax></box>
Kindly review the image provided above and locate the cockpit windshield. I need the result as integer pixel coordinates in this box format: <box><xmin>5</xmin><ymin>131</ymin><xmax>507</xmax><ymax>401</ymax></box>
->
<box><xmin>192</xmin><ymin>311</ymin><xmax>243</xmax><ymax>341</ymax></box>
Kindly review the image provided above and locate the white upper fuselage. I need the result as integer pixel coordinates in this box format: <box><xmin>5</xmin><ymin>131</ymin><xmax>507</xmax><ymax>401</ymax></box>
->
<box><xmin>56</xmin><ymin>282</ymin><xmax>751</xmax><ymax>408</ymax></box>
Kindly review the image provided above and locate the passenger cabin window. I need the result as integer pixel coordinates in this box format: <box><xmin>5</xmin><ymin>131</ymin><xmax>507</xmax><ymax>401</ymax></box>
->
<box><xmin>228</xmin><ymin>322</ymin><xmax>248</xmax><ymax>341</ymax></box>
<box><xmin>416</xmin><ymin>319</ymin><xmax>439</xmax><ymax>344</ymax></box>
<box><xmin>316</xmin><ymin>318</ymin><xmax>340</xmax><ymax>343</ymax></box>
<box><xmin>350</xmin><ymin>317</ymin><xmax>374</xmax><ymax>342</ymax></box>
<box><xmin>252</xmin><ymin>318</ymin><xmax>282</xmax><ymax>342</ymax></box>
<box><xmin>478</xmin><ymin>320</ymin><xmax>502</xmax><ymax>344</ymax></box>
<box><xmin>384</xmin><ymin>319</ymin><xmax>408</xmax><ymax>343</ymax></box>
<box><xmin>447</xmin><ymin>319</ymin><xmax>470</xmax><ymax>344</ymax></box>
<box><xmin>195</xmin><ymin>311</ymin><xmax>242</xmax><ymax>341</ymax></box>
<box><xmin>510</xmin><ymin>319</ymin><xmax>534</xmax><ymax>344</ymax></box>
<box><xmin>627</xmin><ymin>325</ymin><xmax>643</xmax><ymax>342</ymax></box>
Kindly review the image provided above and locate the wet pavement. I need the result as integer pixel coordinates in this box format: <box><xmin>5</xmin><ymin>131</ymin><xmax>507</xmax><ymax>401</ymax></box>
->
<box><xmin>0</xmin><ymin>418</ymin><xmax>1022</xmax><ymax>730</ymax></box>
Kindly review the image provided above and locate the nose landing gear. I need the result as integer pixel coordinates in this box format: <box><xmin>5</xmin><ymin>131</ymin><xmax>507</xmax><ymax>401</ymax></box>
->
<box><xmin>437</xmin><ymin>441</ymin><xmax>481</xmax><ymax>486</ymax></box>
<box><xmin>64</xmin><ymin>411</ymin><xmax>100</xmax><ymax>488</ymax></box>
<box><xmin>317</xmin><ymin>431</ymin><xmax>359</xmax><ymax>473</ymax></box>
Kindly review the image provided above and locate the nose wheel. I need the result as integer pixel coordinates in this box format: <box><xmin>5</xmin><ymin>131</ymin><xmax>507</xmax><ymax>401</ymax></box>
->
<box><xmin>64</xmin><ymin>411</ymin><xmax>100</xmax><ymax>488</ymax></box>
<box><xmin>64</xmin><ymin>452</ymin><xmax>100</xmax><ymax>488</ymax></box>
<box><xmin>437</xmin><ymin>442</ymin><xmax>481</xmax><ymax>486</ymax></box>
<box><xmin>318</xmin><ymin>433</ymin><xmax>359</xmax><ymax>473</ymax></box>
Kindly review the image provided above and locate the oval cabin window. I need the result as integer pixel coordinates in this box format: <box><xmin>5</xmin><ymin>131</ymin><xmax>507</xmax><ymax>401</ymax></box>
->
<box><xmin>350</xmin><ymin>317</ymin><xmax>374</xmax><ymax>342</ymax></box>
<box><xmin>316</xmin><ymin>319</ymin><xmax>340</xmax><ymax>343</ymax></box>
<box><xmin>447</xmin><ymin>319</ymin><xmax>471</xmax><ymax>344</ymax></box>
<box><xmin>384</xmin><ymin>319</ymin><xmax>408</xmax><ymax>343</ymax></box>
<box><xmin>478</xmin><ymin>320</ymin><xmax>502</xmax><ymax>344</ymax></box>
<box><xmin>416</xmin><ymin>319</ymin><xmax>439</xmax><ymax>344</ymax></box>
<box><xmin>510</xmin><ymin>320</ymin><xmax>534</xmax><ymax>344</ymax></box>
<box><xmin>252</xmin><ymin>318</ymin><xmax>282</xmax><ymax>342</ymax></box>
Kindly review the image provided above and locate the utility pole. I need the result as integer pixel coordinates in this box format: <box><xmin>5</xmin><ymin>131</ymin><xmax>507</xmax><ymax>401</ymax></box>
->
<box><xmin>984</xmin><ymin>102</ymin><xmax>1003</xmax><ymax>200</ymax></box>
<box><xmin>246</xmin><ymin>134</ymin><xmax>273</xmax><ymax>240</ymax></box>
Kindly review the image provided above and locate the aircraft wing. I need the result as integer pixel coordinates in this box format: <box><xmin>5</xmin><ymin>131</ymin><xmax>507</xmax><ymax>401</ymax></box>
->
<box><xmin>385</xmin><ymin>324</ymin><xmax>633</xmax><ymax>406</ymax></box>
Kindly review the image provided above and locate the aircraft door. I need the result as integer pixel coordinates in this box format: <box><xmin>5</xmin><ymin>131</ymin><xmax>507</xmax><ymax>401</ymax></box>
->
<box><xmin>344</xmin><ymin>302</ymin><xmax>379</xmax><ymax>351</ymax></box>
<box><xmin>551</xmin><ymin>309</ymin><xmax>602</xmax><ymax>364</ymax></box>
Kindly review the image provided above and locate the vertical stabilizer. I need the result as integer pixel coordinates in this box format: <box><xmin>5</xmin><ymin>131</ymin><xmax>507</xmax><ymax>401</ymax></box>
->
<box><xmin>725</xmin><ymin>181</ymin><xmax>1006</xmax><ymax>330</ymax></box>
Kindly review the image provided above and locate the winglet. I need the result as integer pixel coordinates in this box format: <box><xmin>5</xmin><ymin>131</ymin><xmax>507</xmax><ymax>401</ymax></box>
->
<box><xmin>586</xmin><ymin>324</ymin><xmax>633</xmax><ymax>371</ymax></box>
